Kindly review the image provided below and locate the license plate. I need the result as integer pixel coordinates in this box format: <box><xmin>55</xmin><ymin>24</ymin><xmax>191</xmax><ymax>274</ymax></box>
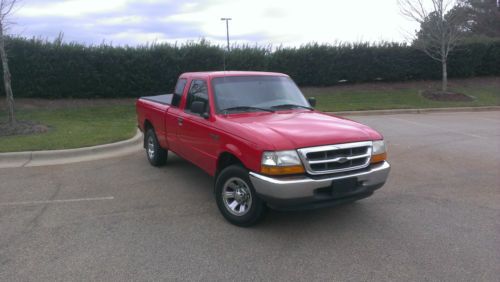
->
<box><xmin>331</xmin><ymin>178</ymin><xmax>358</xmax><ymax>197</ymax></box>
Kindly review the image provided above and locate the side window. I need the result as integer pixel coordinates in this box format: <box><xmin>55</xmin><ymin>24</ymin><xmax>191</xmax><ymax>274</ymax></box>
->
<box><xmin>185</xmin><ymin>80</ymin><xmax>209</xmax><ymax>116</ymax></box>
<box><xmin>171</xmin><ymin>78</ymin><xmax>187</xmax><ymax>107</ymax></box>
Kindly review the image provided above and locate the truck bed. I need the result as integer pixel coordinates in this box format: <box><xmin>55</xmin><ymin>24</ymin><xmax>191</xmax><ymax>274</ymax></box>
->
<box><xmin>140</xmin><ymin>94</ymin><xmax>173</xmax><ymax>105</ymax></box>
<box><xmin>136</xmin><ymin>94</ymin><xmax>173</xmax><ymax>149</ymax></box>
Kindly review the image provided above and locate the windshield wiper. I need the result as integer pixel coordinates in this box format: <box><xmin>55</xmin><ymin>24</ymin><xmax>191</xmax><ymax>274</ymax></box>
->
<box><xmin>270</xmin><ymin>104</ymin><xmax>313</xmax><ymax>110</ymax></box>
<box><xmin>221</xmin><ymin>106</ymin><xmax>274</xmax><ymax>114</ymax></box>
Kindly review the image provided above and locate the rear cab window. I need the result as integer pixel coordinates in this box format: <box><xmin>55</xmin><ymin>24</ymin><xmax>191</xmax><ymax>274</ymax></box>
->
<box><xmin>171</xmin><ymin>78</ymin><xmax>187</xmax><ymax>107</ymax></box>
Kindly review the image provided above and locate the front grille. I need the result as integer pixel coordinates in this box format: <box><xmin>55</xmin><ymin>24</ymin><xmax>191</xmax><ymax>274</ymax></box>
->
<box><xmin>297</xmin><ymin>141</ymin><xmax>372</xmax><ymax>175</ymax></box>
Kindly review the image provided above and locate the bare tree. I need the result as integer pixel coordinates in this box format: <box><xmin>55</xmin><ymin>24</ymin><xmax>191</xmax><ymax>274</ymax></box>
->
<box><xmin>0</xmin><ymin>0</ymin><xmax>17</xmax><ymax>126</ymax></box>
<box><xmin>399</xmin><ymin>0</ymin><xmax>464</xmax><ymax>92</ymax></box>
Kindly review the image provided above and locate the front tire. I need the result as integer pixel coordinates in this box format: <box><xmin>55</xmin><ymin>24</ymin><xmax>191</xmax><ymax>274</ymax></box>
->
<box><xmin>145</xmin><ymin>128</ymin><xmax>167</xmax><ymax>166</ymax></box>
<box><xmin>215</xmin><ymin>165</ymin><xmax>266</xmax><ymax>227</ymax></box>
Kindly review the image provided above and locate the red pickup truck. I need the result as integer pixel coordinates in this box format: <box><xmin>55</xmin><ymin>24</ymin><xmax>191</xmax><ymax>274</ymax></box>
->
<box><xmin>136</xmin><ymin>71</ymin><xmax>390</xmax><ymax>226</ymax></box>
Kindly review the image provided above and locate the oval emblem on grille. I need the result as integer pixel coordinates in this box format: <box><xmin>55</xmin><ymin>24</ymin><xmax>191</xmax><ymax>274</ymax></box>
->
<box><xmin>336</xmin><ymin>157</ymin><xmax>349</xmax><ymax>164</ymax></box>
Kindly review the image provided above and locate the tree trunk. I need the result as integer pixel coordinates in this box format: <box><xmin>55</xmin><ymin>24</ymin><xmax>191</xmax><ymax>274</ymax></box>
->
<box><xmin>0</xmin><ymin>24</ymin><xmax>15</xmax><ymax>126</ymax></box>
<box><xmin>441</xmin><ymin>59</ymin><xmax>448</xmax><ymax>92</ymax></box>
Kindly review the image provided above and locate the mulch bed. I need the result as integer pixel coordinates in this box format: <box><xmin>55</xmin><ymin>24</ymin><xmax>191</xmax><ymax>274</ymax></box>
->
<box><xmin>0</xmin><ymin>120</ymin><xmax>50</xmax><ymax>137</ymax></box>
<box><xmin>421</xmin><ymin>90</ymin><xmax>475</xmax><ymax>102</ymax></box>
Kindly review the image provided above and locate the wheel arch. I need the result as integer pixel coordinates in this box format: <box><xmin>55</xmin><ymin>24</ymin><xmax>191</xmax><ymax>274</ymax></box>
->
<box><xmin>216</xmin><ymin>152</ymin><xmax>244</xmax><ymax>177</ymax></box>
<box><xmin>143</xmin><ymin>119</ymin><xmax>154</xmax><ymax>148</ymax></box>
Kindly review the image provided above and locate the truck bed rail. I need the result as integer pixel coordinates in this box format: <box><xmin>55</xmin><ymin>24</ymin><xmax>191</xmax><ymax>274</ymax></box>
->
<box><xmin>140</xmin><ymin>94</ymin><xmax>173</xmax><ymax>105</ymax></box>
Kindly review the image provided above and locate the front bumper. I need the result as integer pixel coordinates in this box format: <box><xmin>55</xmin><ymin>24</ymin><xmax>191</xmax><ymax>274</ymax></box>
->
<box><xmin>249</xmin><ymin>161</ymin><xmax>390</xmax><ymax>211</ymax></box>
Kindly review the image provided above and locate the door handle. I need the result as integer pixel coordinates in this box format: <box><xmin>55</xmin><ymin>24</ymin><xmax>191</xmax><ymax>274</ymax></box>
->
<box><xmin>177</xmin><ymin>117</ymin><xmax>183</xmax><ymax>126</ymax></box>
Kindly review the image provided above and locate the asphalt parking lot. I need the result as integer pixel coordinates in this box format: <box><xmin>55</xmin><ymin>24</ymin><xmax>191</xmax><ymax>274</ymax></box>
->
<box><xmin>1</xmin><ymin>111</ymin><xmax>499</xmax><ymax>281</ymax></box>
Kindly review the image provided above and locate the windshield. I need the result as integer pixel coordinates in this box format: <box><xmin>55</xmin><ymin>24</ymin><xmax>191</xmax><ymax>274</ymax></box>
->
<box><xmin>212</xmin><ymin>76</ymin><xmax>310</xmax><ymax>113</ymax></box>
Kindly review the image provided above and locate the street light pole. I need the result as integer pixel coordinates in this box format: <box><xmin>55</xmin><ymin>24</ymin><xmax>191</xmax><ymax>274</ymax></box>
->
<box><xmin>220</xmin><ymin>17</ymin><xmax>232</xmax><ymax>52</ymax></box>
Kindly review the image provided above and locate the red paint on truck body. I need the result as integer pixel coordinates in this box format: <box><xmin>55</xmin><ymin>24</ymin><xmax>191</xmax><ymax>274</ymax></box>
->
<box><xmin>136</xmin><ymin>71</ymin><xmax>383</xmax><ymax>176</ymax></box>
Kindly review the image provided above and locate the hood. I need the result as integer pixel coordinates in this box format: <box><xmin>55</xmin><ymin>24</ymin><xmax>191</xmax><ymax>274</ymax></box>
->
<box><xmin>220</xmin><ymin>110</ymin><xmax>382</xmax><ymax>150</ymax></box>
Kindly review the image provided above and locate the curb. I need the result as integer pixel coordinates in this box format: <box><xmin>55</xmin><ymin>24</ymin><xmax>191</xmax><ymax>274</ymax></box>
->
<box><xmin>328</xmin><ymin>106</ymin><xmax>500</xmax><ymax>116</ymax></box>
<box><xmin>0</xmin><ymin>129</ymin><xmax>143</xmax><ymax>169</ymax></box>
<box><xmin>1</xmin><ymin>106</ymin><xmax>497</xmax><ymax>168</ymax></box>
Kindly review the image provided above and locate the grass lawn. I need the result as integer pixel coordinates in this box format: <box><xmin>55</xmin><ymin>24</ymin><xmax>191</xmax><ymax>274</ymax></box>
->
<box><xmin>0</xmin><ymin>105</ymin><xmax>137</xmax><ymax>152</ymax></box>
<box><xmin>302</xmin><ymin>78</ymin><xmax>500</xmax><ymax>112</ymax></box>
<box><xmin>0</xmin><ymin>77</ymin><xmax>498</xmax><ymax>153</ymax></box>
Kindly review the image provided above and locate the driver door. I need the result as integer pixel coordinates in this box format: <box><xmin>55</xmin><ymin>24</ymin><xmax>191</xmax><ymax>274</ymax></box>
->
<box><xmin>177</xmin><ymin>79</ymin><xmax>218</xmax><ymax>174</ymax></box>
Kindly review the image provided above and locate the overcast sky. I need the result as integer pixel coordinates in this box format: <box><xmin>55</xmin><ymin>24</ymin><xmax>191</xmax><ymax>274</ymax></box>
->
<box><xmin>11</xmin><ymin>0</ymin><xmax>420</xmax><ymax>47</ymax></box>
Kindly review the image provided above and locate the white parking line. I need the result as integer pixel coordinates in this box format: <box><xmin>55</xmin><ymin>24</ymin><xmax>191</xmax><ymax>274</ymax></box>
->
<box><xmin>0</xmin><ymin>196</ymin><xmax>114</xmax><ymax>206</ymax></box>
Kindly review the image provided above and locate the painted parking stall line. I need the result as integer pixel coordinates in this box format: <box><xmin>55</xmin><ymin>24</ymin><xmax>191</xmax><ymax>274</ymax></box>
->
<box><xmin>0</xmin><ymin>196</ymin><xmax>114</xmax><ymax>207</ymax></box>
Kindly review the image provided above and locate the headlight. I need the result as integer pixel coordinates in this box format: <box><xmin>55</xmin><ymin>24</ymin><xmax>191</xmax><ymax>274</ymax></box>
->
<box><xmin>371</xmin><ymin>140</ymin><xmax>387</xmax><ymax>164</ymax></box>
<box><xmin>261</xmin><ymin>150</ymin><xmax>305</xmax><ymax>175</ymax></box>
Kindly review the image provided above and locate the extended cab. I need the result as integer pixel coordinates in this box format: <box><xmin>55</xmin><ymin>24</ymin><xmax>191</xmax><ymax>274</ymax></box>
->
<box><xmin>136</xmin><ymin>71</ymin><xmax>390</xmax><ymax>226</ymax></box>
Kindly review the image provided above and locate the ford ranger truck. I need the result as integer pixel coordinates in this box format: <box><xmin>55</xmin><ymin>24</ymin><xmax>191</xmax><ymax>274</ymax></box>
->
<box><xmin>136</xmin><ymin>71</ymin><xmax>390</xmax><ymax>226</ymax></box>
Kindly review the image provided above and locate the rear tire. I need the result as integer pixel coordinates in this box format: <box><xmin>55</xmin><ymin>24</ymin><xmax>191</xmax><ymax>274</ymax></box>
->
<box><xmin>215</xmin><ymin>165</ymin><xmax>266</xmax><ymax>227</ymax></box>
<box><xmin>145</xmin><ymin>128</ymin><xmax>167</xmax><ymax>166</ymax></box>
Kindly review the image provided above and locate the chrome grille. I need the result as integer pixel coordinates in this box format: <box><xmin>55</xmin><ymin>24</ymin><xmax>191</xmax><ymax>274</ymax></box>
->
<box><xmin>297</xmin><ymin>141</ymin><xmax>372</xmax><ymax>175</ymax></box>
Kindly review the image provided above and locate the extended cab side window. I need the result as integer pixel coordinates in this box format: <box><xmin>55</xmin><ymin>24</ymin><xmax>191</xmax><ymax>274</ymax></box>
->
<box><xmin>171</xmin><ymin>78</ymin><xmax>187</xmax><ymax>107</ymax></box>
<box><xmin>185</xmin><ymin>80</ymin><xmax>209</xmax><ymax>116</ymax></box>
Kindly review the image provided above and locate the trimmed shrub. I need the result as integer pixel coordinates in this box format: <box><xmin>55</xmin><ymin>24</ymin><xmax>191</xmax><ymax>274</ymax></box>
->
<box><xmin>2</xmin><ymin>37</ymin><xmax>499</xmax><ymax>98</ymax></box>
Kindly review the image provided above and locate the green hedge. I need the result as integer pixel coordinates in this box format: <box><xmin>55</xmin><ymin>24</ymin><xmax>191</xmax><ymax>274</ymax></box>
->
<box><xmin>2</xmin><ymin>37</ymin><xmax>500</xmax><ymax>98</ymax></box>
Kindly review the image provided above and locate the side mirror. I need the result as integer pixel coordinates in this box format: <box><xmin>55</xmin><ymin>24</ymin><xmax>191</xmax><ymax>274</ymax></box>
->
<box><xmin>190</xmin><ymin>101</ymin><xmax>209</xmax><ymax>118</ymax></box>
<box><xmin>307</xmin><ymin>97</ymin><xmax>316</xmax><ymax>108</ymax></box>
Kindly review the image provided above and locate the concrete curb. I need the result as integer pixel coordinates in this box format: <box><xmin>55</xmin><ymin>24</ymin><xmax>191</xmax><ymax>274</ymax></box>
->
<box><xmin>0</xmin><ymin>129</ymin><xmax>143</xmax><ymax>169</ymax></box>
<box><xmin>329</xmin><ymin>106</ymin><xmax>500</xmax><ymax>116</ymax></box>
<box><xmin>1</xmin><ymin>106</ymin><xmax>498</xmax><ymax>168</ymax></box>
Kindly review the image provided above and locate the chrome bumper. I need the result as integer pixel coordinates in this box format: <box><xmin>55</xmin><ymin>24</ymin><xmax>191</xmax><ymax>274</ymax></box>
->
<box><xmin>249</xmin><ymin>161</ymin><xmax>390</xmax><ymax>200</ymax></box>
